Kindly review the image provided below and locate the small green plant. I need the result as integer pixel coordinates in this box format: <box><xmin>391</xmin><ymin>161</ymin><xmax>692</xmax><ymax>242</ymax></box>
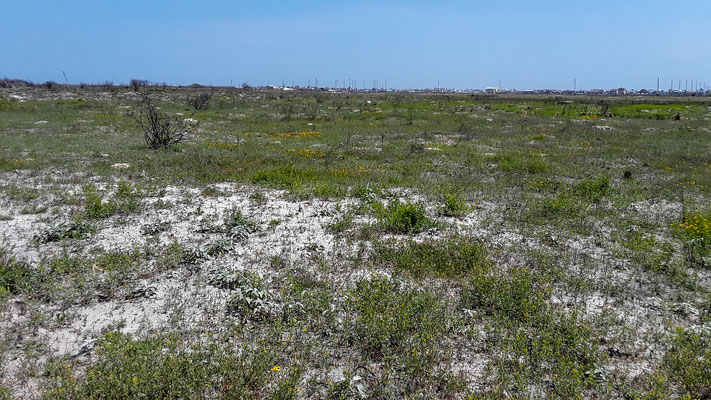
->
<box><xmin>438</xmin><ymin>190</ymin><xmax>469</xmax><ymax>217</ymax></box>
<box><xmin>673</xmin><ymin>210</ymin><xmax>711</xmax><ymax>268</ymax></box>
<box><xmin>0</xmin><ymin>250</ymin><xmax>34</xmax><ymax>298</ymax></box>
<box><xmin>572</xmin><ymin>175</ymin><xmax>610</xmax><ymax>203</ymax></box>
<box><xmin>83</xmin><ymin>181</ymin><xmax>140</xmax><ymax>219</ymax></box>
<box><xmin>376</xmin><ymin>200</ymin><xmax>434</xmax><ymax>234</ymax></box>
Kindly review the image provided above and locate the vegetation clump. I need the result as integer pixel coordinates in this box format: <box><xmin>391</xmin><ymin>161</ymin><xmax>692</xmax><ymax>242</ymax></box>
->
<box><xmin>375</xmin><ymin>200</ymin><xmax>434</xmax><ymax>234</ymax></box>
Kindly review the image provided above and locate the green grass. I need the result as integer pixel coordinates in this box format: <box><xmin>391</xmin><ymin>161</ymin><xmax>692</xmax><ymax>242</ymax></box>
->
<box><xmin>2</xmin><ymin>88</ymin><xmax>711</xmax><ymax>398</ymax></box>
<box><xmin>43</xmin><ymin>331</ymin><xmax>296</xmax><ymax>400</ymax></box>
<box><xmin>374</xmin><ymin>236</ymin><xmax>489</xmax><ymax>278</ymax></box>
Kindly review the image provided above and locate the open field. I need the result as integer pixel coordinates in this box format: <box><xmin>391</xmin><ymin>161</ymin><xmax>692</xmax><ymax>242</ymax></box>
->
<box><xmin>1</xmin><ymin>86</ymin><xmax>711</xmax><ymax>399</ymax></box>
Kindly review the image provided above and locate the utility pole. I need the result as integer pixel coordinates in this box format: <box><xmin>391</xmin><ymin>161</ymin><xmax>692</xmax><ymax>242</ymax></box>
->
<box><xmin>574</xmin><ymin>78</ymin><xmax>576</xmax><ymax>92</ymax></box>
<box><xmin>384</xmin><ymin>78</ymin><xmax>387</xmax><ymax>91</ymax></box>
<box><xmin>657</xmin><ymin>77</ymin><xmax>659</xmax><ymax>91</ymax></box>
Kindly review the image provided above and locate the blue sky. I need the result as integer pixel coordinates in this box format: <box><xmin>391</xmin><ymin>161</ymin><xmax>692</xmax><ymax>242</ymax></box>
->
<box><xmin>1</xmin><ymin>0</ymin><xmax>709</xmax><ymax>90</ymax></box>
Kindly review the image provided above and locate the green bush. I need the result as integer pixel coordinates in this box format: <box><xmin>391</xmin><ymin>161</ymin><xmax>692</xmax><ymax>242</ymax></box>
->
<box><xmin>439</xmin><ymin>191</ymin><xmax>469</xmax><ymax>217</ymax></box>
<box><xmin>376</xmin><ymin>200</ymin><xmax>434</xmax><ymax>234</ymax></box>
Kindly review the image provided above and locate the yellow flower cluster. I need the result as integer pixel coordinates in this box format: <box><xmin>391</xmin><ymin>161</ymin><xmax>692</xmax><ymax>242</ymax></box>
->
<box><xmin>273</xmin><ymin>131</ymin><xmax>321</xmax><ymax>137</ymax></box>
<box><xmin>331</xmin><ymin>166</ymin><xmax>385</xmax><ymax>175</ymax></box>
<box><xmin>205</xmin><ymin>141</ymin><xmax>239</xmax><ymax>148</ymax></box>
<box><xmin>676</xmin><ymin>180</ymin><xmax>696</xmax><ymax>186</ymax></box>
<box><xmin>285</xmin><ymin>148</ymin><xmax>324</xmax><ymax>158</ymax></box>
<box><xmin>673</xmin><ymin>214</ymin><xmax>711</xmax><ymax>239</ymax></box>
<box><xmin>579</xmin><ymin>115</ymin><xmax>598</xmax><ymax>119</ymax></box>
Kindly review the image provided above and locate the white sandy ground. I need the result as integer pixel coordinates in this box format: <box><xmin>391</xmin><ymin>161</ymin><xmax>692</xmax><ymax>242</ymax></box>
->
<box><xmin>1</xmin><ymin>169</ymin><xmax>710</xmax><ymax>397</ymax></box>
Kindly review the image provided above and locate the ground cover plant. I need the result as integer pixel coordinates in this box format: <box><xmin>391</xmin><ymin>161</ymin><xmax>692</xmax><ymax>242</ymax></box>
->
<box><xmin>1</xmin><ymin>85</ymin><xmax>711</xmax><ymax>398</ymax></box>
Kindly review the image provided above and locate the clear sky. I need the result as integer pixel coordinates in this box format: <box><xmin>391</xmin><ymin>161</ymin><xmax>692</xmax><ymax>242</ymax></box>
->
<box><xmin>1</xmin><ymin>0</ymin><xmax>709</xmax><ymax>90</ymax></box>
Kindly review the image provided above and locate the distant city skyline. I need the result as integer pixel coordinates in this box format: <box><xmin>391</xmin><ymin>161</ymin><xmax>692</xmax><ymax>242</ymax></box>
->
<box><xmin>1</xmin><ymin>0</ymin><xmax>709</xmax><ymax>90</ymax></box>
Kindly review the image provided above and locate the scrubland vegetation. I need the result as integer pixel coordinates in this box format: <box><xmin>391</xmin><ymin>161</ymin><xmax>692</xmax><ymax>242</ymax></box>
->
<box><xmin>1</xmin><ymin>84</ymin><xmax>710</xmax><ymax>399</ymax></box>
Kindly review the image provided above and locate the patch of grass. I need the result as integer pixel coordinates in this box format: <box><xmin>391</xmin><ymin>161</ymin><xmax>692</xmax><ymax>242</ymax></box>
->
<box><xmin>461</xmin><ymin>267</ymin><xmax>550</xmax><ymax>323</ymax></box>
<box><xmin>0</xmin><ymin>250</ymin><xmax>34</xmax><ymax>299</ymax></box>
<box><xmin>663</xmin><ymin>327</ymin><xmax>711</xmax><ymax>398</ymax></box>
<box><xmin>620</xmin><ymin>231</ymin><xmax>682</xmax><ymax>281</ymax></box>
<box><xmin>572</xmin><ymin>175</ymin><xmax>610</xmax><ymax>203</ymax></box>
<box><xmin>3</xmin><ymin>185</ymin><xmax>39</xmax><ymax>201</ymax></box>
<box><xmin>345</xmin><ymin>277</ymin><xmax>459</xmax><ymax>396</ymax></box>
<box><xmin>83</xmin><ymin>180</ymin><xmax>141</xmax><ymax>219</ymax></box>
<box><xmin>374</xmin><ymin>236</ymin><xmax>489</xmax><ymax>279</ymax></box>
<box><xmin>43</xmin><ymin>331</ymin><xmax>293</xmax><ymax>399</ymax></box>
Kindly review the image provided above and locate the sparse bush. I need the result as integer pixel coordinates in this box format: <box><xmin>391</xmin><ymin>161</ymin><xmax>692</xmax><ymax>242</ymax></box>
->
<box><xmin>186</xmin><ymin>93</ymin><xmax>211</xmax><ymax>110</ymax></box>
<box><xmin>44</xmin><ymin>81</ymin><xmax>60</xmax><ymax>91</ymax></box>
<box><xmin>130</xmin><ymin>96</ymin><xmax>197</xmax><ymax>149</ymax></box>
<box><xmin>129</xmin><ymin>79</ymin><xmax>149</xmax><ymax>91</ymax></box>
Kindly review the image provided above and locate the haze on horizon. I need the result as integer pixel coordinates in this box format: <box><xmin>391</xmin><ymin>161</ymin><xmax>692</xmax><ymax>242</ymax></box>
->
<box><xmin>1</xmin><ymin>0</ymin><xmax>709</xmax><ymax>91</ymax></box>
